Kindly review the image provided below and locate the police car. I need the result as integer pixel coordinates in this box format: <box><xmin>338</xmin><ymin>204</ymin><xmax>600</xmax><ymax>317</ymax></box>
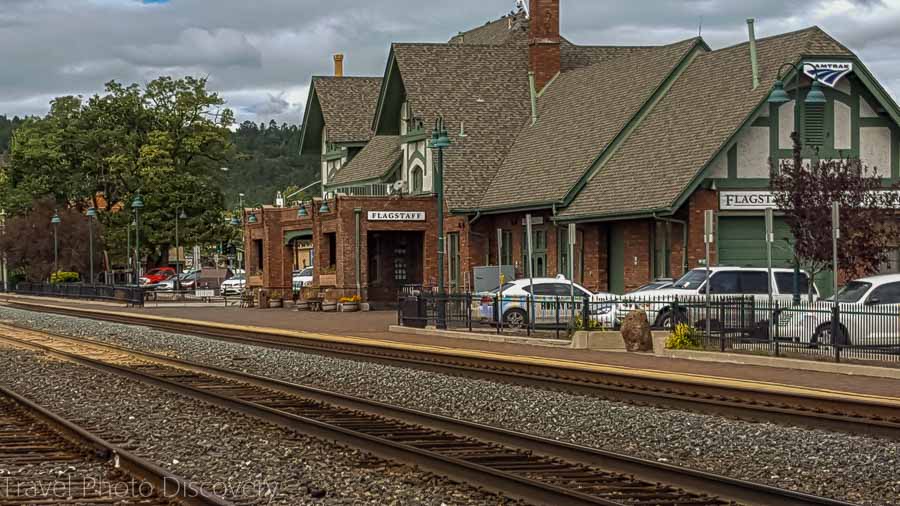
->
<box><xmin>473</xmin><ymin>275</ymin><xmax>616</xmax><ymax>329</ymax></box>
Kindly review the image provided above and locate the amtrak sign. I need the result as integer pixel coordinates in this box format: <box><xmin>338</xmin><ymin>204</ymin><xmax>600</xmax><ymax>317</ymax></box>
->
<box><xmin>367</xmin><ymin>211</ymin><xmax>426</xmax><ymax>221</ymax></box>
<box><xmin>803</xmin><ymin>62</ymin><xmax>853</xmax><ymax>88</ymax></box>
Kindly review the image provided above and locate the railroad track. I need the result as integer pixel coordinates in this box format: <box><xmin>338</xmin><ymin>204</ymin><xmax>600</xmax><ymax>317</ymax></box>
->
<box><xmin>7</xmin><ymin>301</ymin><xmax>900</xmax><ymax>440</ymax></box>
<box><xmin>0</xmin><ymin>323</ymin><xmax>854</xmax><ymax>506</ymax></box>
<box><xmin>0</xmin><ymin>382</ymin><xmax>231</xmax><ymax>506</ymax></box>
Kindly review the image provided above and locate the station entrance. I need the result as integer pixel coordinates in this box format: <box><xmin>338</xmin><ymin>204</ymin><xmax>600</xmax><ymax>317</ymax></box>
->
<box><xmin>366</xmin><ymin>231</ymin><xmax>425</xmax><ymax>302</ymax></box>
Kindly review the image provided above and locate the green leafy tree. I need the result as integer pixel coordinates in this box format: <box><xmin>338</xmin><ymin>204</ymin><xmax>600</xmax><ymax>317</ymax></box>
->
<box><xmin>2</xmin><ymin>76</ymin><xmax>235</xmax><ymax>270</ymax></box>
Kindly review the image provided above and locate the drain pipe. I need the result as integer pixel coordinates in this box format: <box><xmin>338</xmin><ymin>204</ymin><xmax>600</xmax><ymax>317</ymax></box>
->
<box><xmin>654</xmin><ymin>213</ymin><xmax>689</xmax><ymax>275</ymax></box>
<box><xmin>354</xmin><ymin>208</ymin><xmax>362</xmax><ymax>297</ymax></box>
<box><xmin>747</xmin><ymin>19</ymin><xmax>760</xmax><ymax>90</ymax></box>
<box><xmin>528</xmin><ymin>72</ymin><xmax>538</xmax><ymax>125</ymax></box>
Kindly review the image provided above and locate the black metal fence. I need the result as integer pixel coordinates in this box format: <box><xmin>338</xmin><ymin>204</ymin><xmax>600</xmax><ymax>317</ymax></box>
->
<box><xmin>398</xmin><ymin>292</ymin><xmax>900</xmax><ymax>365</ymax></box>
<box><xmin>14</xmin><ymin>282</ymin><xmax>145</xmax><ymax>306</ymax></box>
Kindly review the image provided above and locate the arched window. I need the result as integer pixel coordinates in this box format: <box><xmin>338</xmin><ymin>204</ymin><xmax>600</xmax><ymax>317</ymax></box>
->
<box><xmin>411</xmin><ymin>166</ymin><xmax>423</xmax><ymax>194</ymax></box>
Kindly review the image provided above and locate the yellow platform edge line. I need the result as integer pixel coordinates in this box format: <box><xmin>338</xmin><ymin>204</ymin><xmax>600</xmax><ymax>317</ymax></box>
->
<box><xmin>7</xmin><ymin>299</ymin><xmax>900</xmax><ymax>408</ymax></box>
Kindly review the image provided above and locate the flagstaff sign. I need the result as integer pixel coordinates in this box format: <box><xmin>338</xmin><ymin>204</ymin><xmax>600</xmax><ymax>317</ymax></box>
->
<box><xmin>719</xmin><ymin>191</ymin><xmax>778</xmax><ymax>210</ymax></box>
<box><xmin>367</xmin><ymin>211</ymin><xmax>426</xmax><ymax>221</ymax></box>
<box><xmin>803</xmin><ymin>62</ymin><xmax>853</xmax><ymax>88</ymax></box>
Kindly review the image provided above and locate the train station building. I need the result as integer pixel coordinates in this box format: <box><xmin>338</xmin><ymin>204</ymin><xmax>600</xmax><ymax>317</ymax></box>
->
<box><xmin>244</xmin><ymin>0</ymin><xmax>900</xmax><ymax>302</ymax></box>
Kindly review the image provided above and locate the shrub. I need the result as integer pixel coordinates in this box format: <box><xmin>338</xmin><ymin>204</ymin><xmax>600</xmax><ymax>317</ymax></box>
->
<box><xmin>666</xmin><ymin>323</ymin><xmax>701</xmax><ymax>350</ymax></box>
<box><xmin>572</xmin><ymin>315</ymin><xmax>602</xmax><ymax>331</ymax></box>
<box><xmin>50</xmin><ymin>271</ymin><xmax>80</xmax><ymax>284</ymax></box>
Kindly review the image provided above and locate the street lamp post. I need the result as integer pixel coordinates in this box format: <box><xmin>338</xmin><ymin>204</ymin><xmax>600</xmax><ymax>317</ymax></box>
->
<box><xmin>428</xmin><ymin>117</ymin><xmax>451</xmax><ymax>330</ymax></box>
<box><xmin>175</xmin><ymin>207</ymin><xmax>187</xmax><ymax>291</ymax></box>
<box><xmin>51</xmin><ymin>211</ymin><xmax>61</xmax><ymax>276</ymax></box>
<box><xmin>131</xmin><ymin>192</ymin><xmax>144</xmax><ymax>285</ymax></box>
<box><xmin>767</xmin><ymin>62</ymin><xmax>827</xmax><ymax>304</ymax></box>
<box><xmin>86</xmin><ymin>207</ymin><xmax>97</xmax><ymax>284</ymax></box>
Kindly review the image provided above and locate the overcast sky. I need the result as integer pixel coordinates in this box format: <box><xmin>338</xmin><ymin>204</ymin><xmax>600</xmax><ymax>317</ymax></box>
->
<box><xmin>1</xmin><ymin>0</ymin><xmax>898</xmax><ymax>125</ymax></box>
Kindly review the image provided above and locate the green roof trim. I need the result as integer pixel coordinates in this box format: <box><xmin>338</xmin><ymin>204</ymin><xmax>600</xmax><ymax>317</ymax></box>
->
<box><xmin>284</xmin><ymin>229</ymin><xmax>313</xmax><ymax>245</ymax></box>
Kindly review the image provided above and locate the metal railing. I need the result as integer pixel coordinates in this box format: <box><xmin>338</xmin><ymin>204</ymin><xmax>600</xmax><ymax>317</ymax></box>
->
<box><xmin>328</xmin><ymin>183</ymin><xmax>392</xmax><ymax>198</ymax></box>
<box><xmin>14</xmin><ymin>282</ymin><xmax>144</xmax><ymax>306</ymax></box>
<box><xmin>398</xmin><ymin>292</ymin><xmax>900</xmax><ymax>365</ymax></box>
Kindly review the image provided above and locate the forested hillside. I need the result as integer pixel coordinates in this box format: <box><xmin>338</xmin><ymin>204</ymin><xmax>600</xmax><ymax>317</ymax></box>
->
<box><xmin>221</xmin><ymin>120</ymin><xmax>319</xmax><ymax>208</ymax></box>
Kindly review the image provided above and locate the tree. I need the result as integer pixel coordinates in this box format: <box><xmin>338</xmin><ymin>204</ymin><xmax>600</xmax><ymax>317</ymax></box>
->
<box><xmin>0</xmin><ymin>199</ymin><xmax>102</xmax><ymax>282</ymax></box>
<box><xmin>1</xmin><ymin>76</ymin><xmax>235</xmax><ymax>269</ymax></box>
<box><xmin>770</xmin><ymin>132</ymin><xmax>900</xmax><ymax>296</ymax></box>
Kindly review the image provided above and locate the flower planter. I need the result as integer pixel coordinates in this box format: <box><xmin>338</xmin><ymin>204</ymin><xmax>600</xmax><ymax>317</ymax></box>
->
<box><xmin>340</xmin><ymin>302</ymin><xmax>360</xmax><ymax>312</ymax></box>
<box><xmin>321</xmin><ymin>301</ymin><xmax>338</xmax><ymax>312</ymax></box>
<box><xmin>269</xmin><ymin>298</ymin><xmax>284</xmax><ymax>308</ymax></box>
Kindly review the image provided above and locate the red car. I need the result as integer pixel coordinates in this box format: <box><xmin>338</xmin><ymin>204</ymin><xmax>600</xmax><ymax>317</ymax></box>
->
<box><xmin>140</xmin><ymin>267</ymin><xmax>176</xmax><ymax>286</ymax></box>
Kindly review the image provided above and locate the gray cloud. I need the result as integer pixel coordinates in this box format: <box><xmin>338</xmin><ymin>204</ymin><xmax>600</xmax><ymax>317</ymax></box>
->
<box><xmin>0</xmin><ymin>0</ymin><xmax>898</xmax><ymax>124</ymax></box>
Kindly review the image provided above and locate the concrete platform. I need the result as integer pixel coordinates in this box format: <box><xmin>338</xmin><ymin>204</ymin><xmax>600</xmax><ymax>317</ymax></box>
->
<box><xmin>2</xmin><ymin>293</ymin><xmax>900</xmax><ymax>401</ymax></box>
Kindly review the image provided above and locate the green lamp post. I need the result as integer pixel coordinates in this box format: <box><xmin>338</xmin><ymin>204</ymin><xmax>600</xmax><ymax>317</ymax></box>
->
<box><xmin>175</xmin><ymin>207</ymin><xmax>187</xmax><ymax>291</ymax></box>
<box><xmin>298</xmin><ymin>202</ymin><xmax>308</xmax><ymax>217</ymax></box>
<box><xmin>248</xmin><ymin>212</ymin><xmax>258</xmax><ymax>224</ymax></box>
<box><xmin>51</xmin><ymin>211</ymin><xmax>61</xmax><ymax>276</ymax></box>
<box><xmin>767</xmin><ymin>62</ymin><xmax>826</xmax><ymax>304</ymax></box>
<box><xmin>428</xmin><ymin>116</ymin><xmax>451</xmax><ymax>329</ymax></box>
<box><xmin>131</xmin><ymin>192</ymin><xmax>144</xmax><ymax>285</ymax></box>
<box><xmin>86</xmin><ymin>207</ymin><xmax>97</xmax><ymax>284</ymax></box>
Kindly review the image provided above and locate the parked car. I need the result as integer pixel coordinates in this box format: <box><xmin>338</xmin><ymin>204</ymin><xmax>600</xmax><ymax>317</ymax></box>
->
<box><xmin>472</xmin><ymin>275</ymin><xmax>616</xmax><ymax>329</ymax></box>
<box><xmin>139</xmin><ymin>267</ymin><xmax>176</xmax><ymax>286</ymax></box>
<box><xmin>220</xmin><ymin>274</ymin><xmax>246</xmax><ymax>296</ymax></box>
<box><xmin>148</xmin><ymin>271</ymin><xmax>200</xmax><ymax>292</ymax></box>
<box><xmin>617</xmin><ymin>266</ymin><xmax>817</xmax><ymax>329</ymax></box>
<box><xmin>776</xmin><ymin>273</ymin><xmax>900</xmax><ymax>346</ymax></box>
<box><xmin>629</xmin><ymin>279</ymin><xmax>674</xmax><ymax>293</ymax></box>
<box><xmin>292</xmin><ymin>267</ymin><xmax>313</xmax><ymax>292</ymax></box>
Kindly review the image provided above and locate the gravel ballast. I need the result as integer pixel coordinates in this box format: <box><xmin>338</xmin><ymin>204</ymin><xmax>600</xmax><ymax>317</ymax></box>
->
<box><xmin>0</xmin><ymin>345</ymin><xmax>515</xmax><ymax>505</ymax></box>
<box><xmin>1</xmin><ymin>306</ymin><xmax>898</xmax><ymax>505</ymax></box>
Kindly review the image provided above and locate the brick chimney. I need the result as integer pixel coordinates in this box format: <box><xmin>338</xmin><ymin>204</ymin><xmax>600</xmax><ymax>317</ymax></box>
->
<box><xmin>528</xmin><ymin>0</ymin><xmax>560</xmax><ymax>91</ymax></box>
<box><xmin>333</xmin><ymin>53</ymin><xmax>344</xmax><ymax>77</ymax></box>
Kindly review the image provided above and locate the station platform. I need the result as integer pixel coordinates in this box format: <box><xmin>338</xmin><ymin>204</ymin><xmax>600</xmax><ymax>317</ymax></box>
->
<box><xmin>2</xmin><ymin>294</ymin><xmax>900</xmax><ymax>402</ymax></box>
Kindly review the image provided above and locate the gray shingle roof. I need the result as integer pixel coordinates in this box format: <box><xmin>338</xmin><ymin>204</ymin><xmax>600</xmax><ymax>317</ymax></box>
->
<box><xmin>449</xmin><ymin>11</ymin><xmax>528</xmax><ymax>45</ymax></box>
<box><xmin>313</xmin><ymin>76</ymin><xmax>382</xmax><ymax>143</ymax></box>
<box><xmin>559</xmin><ymin>27</ymin><xmax>855</xmax><ymax>219</ymax></box>
<box><xmin>480</xmin><ymin>38</ymin><xmax>700</xmax><ymax>210</ymax></box>
<box><xmin>329</xmin><ymin>135</ymin><xmax>401</xmax><ymax>185</ymax></box>
<box><xmin>392</xmin><ymin>42</ymin><xmax>532</xmax><ymax>209</ymax></box>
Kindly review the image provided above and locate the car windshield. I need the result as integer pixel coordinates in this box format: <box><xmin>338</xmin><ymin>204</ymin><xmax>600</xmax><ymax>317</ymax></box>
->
<box><xmin>300</xmin><ymin>268</ymin><xmax>313</xmax><ymax>276</ymax></box>
<box><xmin>827</xmin><ymin>281</ymin><xmax>873</xmax><ymax>303</ymax></box>
<box><xmin>672</xmin><ymin>269</ymin><xmax>709</xmax><ymax>289</ymax></box>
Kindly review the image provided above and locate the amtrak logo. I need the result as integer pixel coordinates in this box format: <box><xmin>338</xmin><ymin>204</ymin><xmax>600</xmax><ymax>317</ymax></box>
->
<box><xmin>803</xmin><ymin>62</ymin><xmax>853</xmax><ymax>88</ymax></box>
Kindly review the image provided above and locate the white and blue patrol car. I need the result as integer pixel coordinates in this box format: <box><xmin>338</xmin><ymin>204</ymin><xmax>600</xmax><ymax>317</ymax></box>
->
<box><xmin>472</xmin><ymin>275</ymin><xmax>617</xmax><ymax>329</ymax></box>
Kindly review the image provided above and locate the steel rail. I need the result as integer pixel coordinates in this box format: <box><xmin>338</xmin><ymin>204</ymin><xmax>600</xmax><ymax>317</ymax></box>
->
<box><xmin>0</xmin><ymin>384</ymin><xmax>233</xmax><ymax>506</ymax></box>
<box><xmin>9</xmin><ymin>301</ymin><xmax>900</xmax><ymax>440</ymax></box>
<box><xmin>0</xmin><ymin>325</ymin><xmax>856</xmax><ymax>506</ymax></box>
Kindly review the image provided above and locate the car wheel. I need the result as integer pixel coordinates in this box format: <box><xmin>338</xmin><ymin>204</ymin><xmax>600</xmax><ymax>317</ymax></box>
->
<box><xmin>812</xmin><ymin>322</ymin><xmax>849</xmax><ymax>346</ymax></box>
<box><xmin>504</xmin><ymin>308</ymin><xmax>528</xmax><ymax>330</ymax></box>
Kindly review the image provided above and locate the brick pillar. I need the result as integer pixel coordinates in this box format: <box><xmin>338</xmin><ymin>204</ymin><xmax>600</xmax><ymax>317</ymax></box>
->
<box><xmin>622</xmin><ymin>220</ymin><xmax>652</xmax><ymax>293</ymax></box>
<box><xmin>528</xmin><ymin>0</ymin><xmax>560</xmax><ymax>91</ymax></box>
<box><xmin>687</xmin><ymin>189</ymin><xmax>719</xmax><ymax>269</ymax></box>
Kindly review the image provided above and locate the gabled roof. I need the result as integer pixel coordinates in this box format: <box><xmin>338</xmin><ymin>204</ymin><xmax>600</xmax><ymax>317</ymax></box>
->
<box><xmin>479</xmin><ymin>38</ymin><xmax>702</xmax><ymax>211</ymax></box>
<box><xmin>329</xmin><ymin>135</ymin><xmax>401</xmax><ymax>186</ymax></box>
<box><xmin>559</xmin><ymin>26</ymin><xmax>856</xmax><ymax>220</ymax></box>
<box><xmin>449</xmin><ymin>10</ymin><xmax>528</xmax><ymax>45</ymax></box>
<box><xmin>378</xmin><ymin>42</ymin><xmax>532</xmax><ymax>209</ymax></box>
<box><xmin>299</xmin><ymin>76</ymin><xmax>381</xmax><ymax>156</ymax></box>
<box><xmin>313</xmin><ymin>76</ymin><xmax>382</xmax><ymax>143</ymax></box>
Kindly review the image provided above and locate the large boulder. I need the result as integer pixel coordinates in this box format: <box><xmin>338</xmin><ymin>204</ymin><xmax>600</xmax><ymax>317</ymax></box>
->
<box><xmin>620</xmin><ymin>309</ymin><xmax>653</xmax><ymax>352</ymax></box>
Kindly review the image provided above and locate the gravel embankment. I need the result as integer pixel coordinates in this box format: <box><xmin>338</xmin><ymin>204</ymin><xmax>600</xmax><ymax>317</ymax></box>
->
<box><xmin>1</xmin><ymin>306</ymin><xmax>898</xmax><ymax>505</ymax></box>
<box><xmin>0</xmin><ymin>344</ymin><xmax>516</xmax><ymax>505</ymax></box>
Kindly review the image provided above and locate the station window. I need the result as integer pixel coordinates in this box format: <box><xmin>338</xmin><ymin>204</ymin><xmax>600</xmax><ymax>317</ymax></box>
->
<box><xmin>326</xmin><ymin>233</ymin><xmax>337</xmax><ymax>268</ymax></box>
<box><xmin>500</xmin><ymin>230</ymin><xmax>513</xmax><ymax>266</ymax></box>
<box><xmin>253</xmin><ymin>239</ymin><xmax>264</xmax><ymax>272</ymax></box>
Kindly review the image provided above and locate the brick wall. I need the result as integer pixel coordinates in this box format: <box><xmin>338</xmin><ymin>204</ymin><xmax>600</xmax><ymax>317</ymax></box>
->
<box><xmin>687</xmin><ymin>189</ymin><xmax>718</xmax><ymax>269</ymax></box>
<box><xmin>622</xmin><ymin>220</ymin><xmax>652</xmax><ymax>293</ymax></box>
